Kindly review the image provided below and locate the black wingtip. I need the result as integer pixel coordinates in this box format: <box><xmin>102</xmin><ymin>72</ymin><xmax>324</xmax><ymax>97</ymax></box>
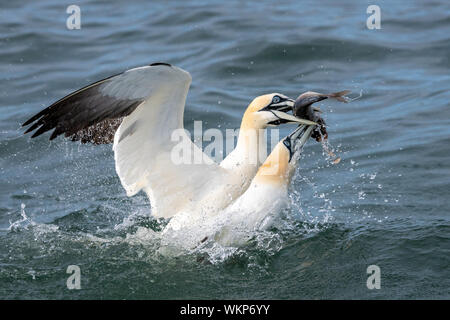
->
<box><xmin>22</xmin><ymin>112</ymin><xmax>43</xmax><ymax>127</ymax></box>
<box><xmin>22</xmin><ymin>118</ymin><xmax>33</xmax><ymax>127</ymax></box>
<box><xmin>24</xmin><ymin>122</ymin><xmax>40</xmax><ymax>134</ymax></box>
<box><xmin>30</xmin><ymin>131</ymin><xmax>41</xmax><ymax>139</ymax></box>
<box><xmin>149</xmin><ymin>62</ymin><xmax>171</xmax><ymax>67</ymax></box>
<box><xmin>49</xmin><ymin>130</ymin><xmax>59</xmax><ymax>140</ymax></box>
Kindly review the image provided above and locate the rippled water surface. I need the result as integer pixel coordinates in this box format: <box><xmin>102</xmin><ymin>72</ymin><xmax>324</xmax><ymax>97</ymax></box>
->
<box><xmin>0</xmin><ymin>0</ymin><xmax>449</xmax><ymax>299</ymax></box>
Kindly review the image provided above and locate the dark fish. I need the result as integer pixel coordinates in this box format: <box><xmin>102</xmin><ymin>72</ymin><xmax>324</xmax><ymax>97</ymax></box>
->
<box><xmin>294</xmin><ymin>90</ymin><xmax>350</xmax><ymax>142</ymax></box>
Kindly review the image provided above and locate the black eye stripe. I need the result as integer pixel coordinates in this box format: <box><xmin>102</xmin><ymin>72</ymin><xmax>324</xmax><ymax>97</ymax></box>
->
<box><xmin>259</xmin><ymin>96</ymin><xmax>289</xmax><ymax>112</ymax></box>
<box><xmin>271</xmin><ymin>96</ymin><xmax>287</xmax><ymax>104</ymax></box>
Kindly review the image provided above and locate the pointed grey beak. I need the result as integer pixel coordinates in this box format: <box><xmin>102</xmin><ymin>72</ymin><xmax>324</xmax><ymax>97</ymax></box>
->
<box><xmin>289</xmin><ymin>125</ymin><xmax>315</xmax><ymax>147</ymax></box>
<box><xmin>271</xmin><ymin>110</ymin><xmax>318</xmax><ymax>126</ymax></box>
<box><xmin>283</xmin><ymin>125</ymin><xmax>315</xmax><ymax>162</ymax></box>
<box><xmin>263</xmin><ymin>97</ymin><xmax>318</xmax><ymax>126</ymax></box>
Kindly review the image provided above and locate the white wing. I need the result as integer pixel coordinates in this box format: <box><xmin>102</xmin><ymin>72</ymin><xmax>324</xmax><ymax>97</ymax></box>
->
<box><xmin>112</xmin><ymin>66</ymin><xmax>226</xmax><ymax>218</ymax></box>
<box><xmin>24</xmin><ymin>63</ymin><xmax>225</xmax><ymax>218</ymax></box>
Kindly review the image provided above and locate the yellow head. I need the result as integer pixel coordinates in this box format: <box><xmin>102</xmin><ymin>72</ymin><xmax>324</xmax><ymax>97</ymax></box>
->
<box><xmin>240</xmin><ymin>93</ymin><xmax>316</xmax><ymax>130</ymax></box>
<box><xmin>254</xmin><ymin>125</ymin><xmax>315</xmax><ymax>186</ymax></box>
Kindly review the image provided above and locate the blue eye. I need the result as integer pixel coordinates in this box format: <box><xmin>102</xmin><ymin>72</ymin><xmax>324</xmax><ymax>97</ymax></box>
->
<box><xmin>272</xmin><ymin>96</ymin><xmax>281</xmax><ymax>104</ymax></box>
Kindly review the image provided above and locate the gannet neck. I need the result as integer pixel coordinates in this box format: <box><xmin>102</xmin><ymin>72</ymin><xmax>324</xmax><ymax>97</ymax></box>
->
<box><xmin>253</xmin><ymin>142</ymin><xmax>294</xmax><ymax>187</ymax></box>
<box><xmin>220</xmin><ymin>115</ymin><xmax>267</xmax><ymax>172</ymax></box>
<box><xmin>219</xmin><ymin>112</ymin><xmax>270</xmax><ymax>202</ymax></box>
<box><xmin>239</xmin><ymin>107</ymin><xmax>268</xmax><ymax>131</ymax></box>
<box><xmin>220</xmin><ymin>94</ymin><xmax>296</xmax><ymax>172</ymax></box>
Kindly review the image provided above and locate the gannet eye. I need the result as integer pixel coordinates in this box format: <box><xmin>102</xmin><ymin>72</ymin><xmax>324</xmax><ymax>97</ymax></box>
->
<box><xmin>272</xmin><ymin>96</ymin><xmax>281</xmax><ymax>104</ymax></box>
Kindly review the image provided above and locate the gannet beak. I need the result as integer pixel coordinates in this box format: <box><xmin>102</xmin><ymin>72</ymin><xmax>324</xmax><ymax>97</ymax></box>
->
<box><xmin>283</xmin><ymin>125</ymin><xmax>315</xmax><ymax>162</ymax></box>
<box><xmin>290</xmin><ymin>125</ymin><xmax>314</xmax><ymax>146</ymax></box>
<box><xmin>271</xmin><ymin>110</ymin><xmax>318</xmax><ymax>126</ymax></box>
<box><xmin>270</xmin><ymin>98</ymin><xmax>295</xmax><ymax>112</ymax></box>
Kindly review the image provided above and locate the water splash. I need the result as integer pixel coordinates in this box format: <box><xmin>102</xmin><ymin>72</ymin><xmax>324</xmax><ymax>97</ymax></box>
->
<box><xmin>8</xmin><ymin>203</ymin><xmax>34</xmax><ymax>231</ymax></box>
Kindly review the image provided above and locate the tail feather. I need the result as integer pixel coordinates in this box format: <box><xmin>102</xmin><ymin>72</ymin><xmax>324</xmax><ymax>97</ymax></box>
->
<box><xmin>327</xmin><ymin>90</ymin><xmax>351</xmax><ymax>102</ymax></box>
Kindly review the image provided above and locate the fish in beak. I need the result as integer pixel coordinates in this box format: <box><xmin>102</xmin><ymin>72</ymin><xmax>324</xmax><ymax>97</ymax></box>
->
<box><xmin>293</xmin><ymin>90</ymin><xmax>350</xmax><ymax>142</ymax></box>
<box><xmin>263</xmin><ymin>97</ymin><xmax>317</xmax><ymax>126</ymax></box>
<box><xmin>257</xmin><ymin>95</ymin><xmax>318</xmax><ymax>127</ymax></box>
<box><xmin>270</xmin><ymin>109</ymin><xmax>318</xmax><ymax>126</ymax></box>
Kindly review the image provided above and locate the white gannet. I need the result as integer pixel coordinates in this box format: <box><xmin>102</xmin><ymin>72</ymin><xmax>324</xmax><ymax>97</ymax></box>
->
<box><xmin>23</xmin><ymin>63</ymin><xmax>316</xmax><ymax>219</ymax></box>
<box><xmin>161</xmin><ymin>124</ymin><xmax>316</xmax><ymax>250</ymax></box>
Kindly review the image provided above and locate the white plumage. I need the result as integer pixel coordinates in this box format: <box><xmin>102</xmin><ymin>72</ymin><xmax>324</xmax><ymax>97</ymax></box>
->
<box><xmin>23</xmin><ymin>63</ymin><xmax>318</xmax><ymax>248</ymax></box>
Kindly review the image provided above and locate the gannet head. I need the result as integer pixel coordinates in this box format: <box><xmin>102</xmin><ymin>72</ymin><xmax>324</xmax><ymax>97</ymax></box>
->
<box><xmin>254</xmin><ymin>125</ymin><xmax>315</xmax><ymax>186</ymax></box>
<box><xmin>241</xmin><ymin>93</ymin><xmax>317</xmax><ymax>130</ymax></box>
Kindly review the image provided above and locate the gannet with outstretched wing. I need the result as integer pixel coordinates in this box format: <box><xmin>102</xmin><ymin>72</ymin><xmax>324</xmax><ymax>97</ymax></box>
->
<box><xmin>23</xmin><ymin>63</ymin><xmax>315</xmax><ymax>218</ymax></box>
<box><xmin>161</xmin><ymin>124</ymin><xmax>316</xmax><ymax>250</ymax></box>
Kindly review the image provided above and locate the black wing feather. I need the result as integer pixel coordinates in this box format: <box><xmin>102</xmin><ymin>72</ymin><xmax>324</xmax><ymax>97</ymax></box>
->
<box><xmin>23</xmin><ymin>72</ymin><xmax>144</xmax><ymax>144</ymax></box>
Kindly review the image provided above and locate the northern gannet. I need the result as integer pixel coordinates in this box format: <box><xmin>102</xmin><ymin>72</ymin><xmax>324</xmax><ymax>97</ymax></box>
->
<box><xmin>161</xmin><ymin>124</ymin><xmax>316</xmax><ymax>249</ymax></box>
<box><xmin>22</xmin><ymin>63</ymin><xmax>315</xmax><ymax>218</ymax></box>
